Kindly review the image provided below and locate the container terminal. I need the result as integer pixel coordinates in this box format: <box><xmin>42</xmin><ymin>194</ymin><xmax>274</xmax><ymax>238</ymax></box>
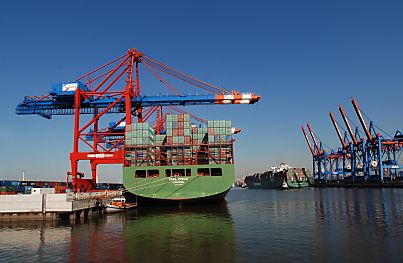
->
<box><xmin>0</xmin><ymin>180</ymin><xmax>122</xmax><ymax>195</ymax></box>
<box><xmin>1</xmin><ymin>48</ymin><xmax>261</xmax><ymax>218</ymax></box>
<box><xmin>0</xmin><ymin>180</ymin><xmax>123</xmax><ymax>220</ymax></box>
<box><xmin>302</xmin><ymin>98</ymin><xmax>403</xmax><ymax>187</ymax></box>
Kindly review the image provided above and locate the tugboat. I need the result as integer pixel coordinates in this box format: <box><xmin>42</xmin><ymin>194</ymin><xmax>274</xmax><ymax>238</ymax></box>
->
<box><xmin>106</xmin><ymin>196</ymin><xmax>137</xmax><ymax>212</ymax></box>
<box><xmin>281</xmin><ymin>180</ymin><xmax>289</xmax><ymax>190</ymax></box>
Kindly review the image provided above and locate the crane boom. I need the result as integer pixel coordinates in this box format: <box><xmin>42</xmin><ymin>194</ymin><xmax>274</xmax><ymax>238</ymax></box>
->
<box><xmin>339</xmin><ymin>105</ymin><xmax>358</xmax><ymax>145</ymax></box>
<box><xmin>16</xmin><ymin>93</ymin><xmax>260</xmax><ymax>118</ymax></box>
<box><xmin>307</xmin><ymin>122</ymin><xmax>321</xmax><ymax>155</ymax></box>
<box><xmin>351</xmin><ymin>98</ymin><xmax>373</xmax><ymax>141</ymax></box>
<box><xmin>329</xmin><ymin>112</ymin><xmax>347</xmax><ymax>149</ymax></box>
<box><xmin>302</xmin><ymin>125</ymin><xmax>315</xmax><ymax>156</ymax></box>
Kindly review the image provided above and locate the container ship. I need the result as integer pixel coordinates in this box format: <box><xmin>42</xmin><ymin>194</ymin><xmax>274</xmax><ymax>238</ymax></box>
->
<box><xmin>244</xmin><ymin>163</ymin><xmax>309</xmax><ymax>189</ymax></box>
<box><xmin>123</xmin><ymin>114</ymin><xmax>236</xmax><ymax>205</ymax></box>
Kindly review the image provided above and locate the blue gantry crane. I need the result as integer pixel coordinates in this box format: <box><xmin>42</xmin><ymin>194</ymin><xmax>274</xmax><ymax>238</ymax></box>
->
<box><xmin>303</xmin><ymin>98</ymin><xmax>402</xmax><ymax>185</ymax></box>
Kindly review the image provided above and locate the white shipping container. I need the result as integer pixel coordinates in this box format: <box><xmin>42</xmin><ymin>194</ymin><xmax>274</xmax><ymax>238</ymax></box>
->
<box><xmin>31</xmin><ymin>188</ymin><xmax>56</xmax><ymax>195</ymax></box>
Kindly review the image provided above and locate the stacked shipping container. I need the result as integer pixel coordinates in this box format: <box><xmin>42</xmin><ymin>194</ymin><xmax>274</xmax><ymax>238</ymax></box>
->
<box><xmin>125</xmin><ymin>114</ymin><xmax>234</xmax><ymax>166</ymax></box>
<box><xmin>166</xmin><ymin>114</ymin><xmax>192</xmax><ymax>165</ymax></box>
<box><xmin>207</xmin><ymin>120</ymin><xmax>233</xmax><ymax>164</ymax></box>
<box><xmin>0</xmin><ymin>181</ymin><xmax>122</xmax><ymax>194</ymax></box>
<box><xmin>0</xmin><ymin>181</ymin><xmax>66</xmax><ymax>194</ymax></box>
<box><xmin>125</xmin><ymin>123</ymin><xmax>156</xmax><ymax>166</ymax></box>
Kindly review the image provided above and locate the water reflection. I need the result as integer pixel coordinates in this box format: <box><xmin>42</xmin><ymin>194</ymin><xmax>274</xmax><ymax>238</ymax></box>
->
<box><xmin>0</xmin><ymin>189</ymin><xmax>401</xmax><ymax>263</ymax></box>
<box><xmin>0</xmin><ymin>221</ymin><xmax>72</xmax><ymax>262</ymax></box>
<box><xmin>313</xmin><ymin>188</ymin><xmax>402</xmax><ymax>262</ymax></box>
<box><xmin>124</xmin><ymin>203</ymin><xmax>235</xmax><ymax>263</ymax></box>
<box><xmin>0</xmin><ymin>203</ymin><xmax>235</xmax><ymax>263</ymax></box>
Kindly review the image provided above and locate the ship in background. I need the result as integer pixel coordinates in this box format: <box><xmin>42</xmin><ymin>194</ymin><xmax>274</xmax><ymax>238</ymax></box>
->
<box><xmin>123</xmin><ymin>114</ymin><xmax>237</xmax><ymax>205</ymax></box>
<box><xmin>244</xmin><ymin>163</ymin><xmax>309</xmax><ymax>189</ymax></box>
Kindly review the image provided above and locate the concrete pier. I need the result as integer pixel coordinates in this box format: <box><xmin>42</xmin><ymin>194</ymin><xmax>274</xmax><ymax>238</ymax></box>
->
<box><xmin>0</xmin><ymin>191</ymin><xmax>121</xmax><ymax>221</ymax></box>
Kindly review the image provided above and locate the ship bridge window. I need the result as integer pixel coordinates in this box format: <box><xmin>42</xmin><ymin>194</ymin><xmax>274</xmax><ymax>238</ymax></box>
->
<box><xmin>186</xmin><ymin>169</ymin><xmax>191</xmax><ymax>177</ymax></box>
<box><xmin>211</xmin><ymin>168</ymin><xmax>222</xmax><ymax>176</ymax></box>
<box><xmin>135</xmin><ymin>170</ymin><xmax>146</xmax><ymax>178</ymax></box>
<box><xmin>166</xmin><ymin>170</ymin><xmax>171</xmax><ymax>177</ymax></box>
<box><xmin>197</xmin><ymin>168</ymin><xmax>210</xmax><ymax>176</ymax></box>
<box><xmin>172</xmin><ymin>169</ymin><xmax>185</xmax><ymax>177</ymax></box>
<box><xmin>147</xmin><ymin>170</ymin><xmax>159</xmax><ymax>178</ymax></box>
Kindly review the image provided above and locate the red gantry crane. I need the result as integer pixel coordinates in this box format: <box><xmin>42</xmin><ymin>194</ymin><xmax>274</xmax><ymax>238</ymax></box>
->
<box><xmin>16</xmin><ymin>48</ymin><xmax>261</xmax><ymax>192</ymax></box>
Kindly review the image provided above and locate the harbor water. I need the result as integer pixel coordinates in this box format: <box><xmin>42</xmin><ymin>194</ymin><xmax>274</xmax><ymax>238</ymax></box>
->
<box><xmin>0</xmin><ymin>188</ymin><xmax>402</xmax><ymax>263</ymax></box>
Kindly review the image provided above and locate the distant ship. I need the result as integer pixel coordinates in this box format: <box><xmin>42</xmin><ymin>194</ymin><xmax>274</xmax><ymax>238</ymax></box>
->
<box><xmin>244</xmin><ymin>163</ymin><xmax>309</xmax><ymax>189</ymax></box>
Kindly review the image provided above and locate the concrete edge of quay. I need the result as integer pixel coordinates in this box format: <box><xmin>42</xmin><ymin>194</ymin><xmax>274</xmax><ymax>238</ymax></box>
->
<box><xmin>0</xmin><ymin>190</ymin><xmax>122</xmax><ymax>221</ymax></box>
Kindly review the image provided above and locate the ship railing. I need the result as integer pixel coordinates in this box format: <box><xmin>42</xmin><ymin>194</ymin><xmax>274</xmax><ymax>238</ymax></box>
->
<box><xmin>124</xmin><ymin>142</ymin><xmax>234</xmax><ymax>167</ymax></box>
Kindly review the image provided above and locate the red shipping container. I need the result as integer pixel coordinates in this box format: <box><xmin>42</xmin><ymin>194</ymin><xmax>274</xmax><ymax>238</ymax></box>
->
<box><xmin>184</xmin><ymin>136</ymin><xmax>191</xmax><ymax>144</ymax></box>
<box><xmin>55</xmin><ymin>186</ymin><xmax>65</xmax><ymax>194</ymax></box>
<box><xmin>178</xmin><ymin>130</ymin><xmax>184</xmax><ymax>136</ymax></box>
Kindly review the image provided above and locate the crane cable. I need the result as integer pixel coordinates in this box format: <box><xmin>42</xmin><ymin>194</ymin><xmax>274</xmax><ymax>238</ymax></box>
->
<box><xmin>143</xmin><ymin>55</ymin><xmax>227</xmax><ymax>92</ymax></box>
<box><xmin>345</xmin><ymin>115</ymin><xmax>365</xmax><ymax>138</ymax></box>
<box><xmin>142</xmin><ymin>60</ymin><xmax>220</xmax><ymax>94</ymax></box>
<box><xmin>311</xmin><ymin>131</ymin><xmax>335</xmax><ymax>151</ymax></box>
<box><xmin>334</xmin><ymin>118</ymin><xmax>351</xmax><ymax>144</ymax></box>
<box><xmin>122</xmin><ymin>176</ymin><xmax>169</xmax><ymax>191</ymax></box>
<box><xmin>142</xmin><ymin>61</ymin><xmax>183</xmax><ymax>95</ymax></box>
<box><xmin>360</xmin><ymin>110</ymin><xmax>394</xmax><ymax>139</ymax></box>
<box><xmin>142</xmin><ymin>55</ymin><xmax>230</xmax><ymax>94</ymax></box>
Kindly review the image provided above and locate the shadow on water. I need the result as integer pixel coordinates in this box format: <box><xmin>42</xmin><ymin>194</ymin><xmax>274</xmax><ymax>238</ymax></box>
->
<box><xmin>123</xmin><ymin>202</ymin><xmax>235</xmax><ymax>263</ymax></box>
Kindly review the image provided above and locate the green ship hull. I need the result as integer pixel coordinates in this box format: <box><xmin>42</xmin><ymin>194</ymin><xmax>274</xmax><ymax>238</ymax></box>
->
<box><xmin>123</xmin><ymin>164</ymin><xmax>234</xmax><ymax>204</ymax></box>
<box><xmin>287</xmin><ymin>180</ymin><xmax>309</xmax><ymax>189</ymax></box>
<box><xmin>285</xmin><ymin>168</ymin><xmax>309</xmax><ymax>188</ymax></box>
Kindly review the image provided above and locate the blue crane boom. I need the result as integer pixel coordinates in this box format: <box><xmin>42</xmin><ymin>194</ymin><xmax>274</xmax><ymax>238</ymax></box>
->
<box><xmin>16</xmin><ymin>90</ymin><xmax>260</xmax><ymax>119</ymax></box>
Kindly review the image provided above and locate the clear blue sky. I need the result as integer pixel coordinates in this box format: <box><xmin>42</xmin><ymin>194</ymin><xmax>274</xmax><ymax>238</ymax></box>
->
<box><xmin>0</xmin><ymin>0</ymin><xmax>402</xmax><ymax>182</ymax></box>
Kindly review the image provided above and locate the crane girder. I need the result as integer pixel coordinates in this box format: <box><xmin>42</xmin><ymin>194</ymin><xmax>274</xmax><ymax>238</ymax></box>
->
<box><xmin>16</xmin><ymin>93</ymin><xmax>260</xmax><ymax>118</ymax></box>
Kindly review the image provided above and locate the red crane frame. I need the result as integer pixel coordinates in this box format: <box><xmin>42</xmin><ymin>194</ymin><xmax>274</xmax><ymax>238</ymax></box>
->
<box><xmin>66</xmin><ymin>48</ymin><xmax>260</xmax><ymax>192</ymax></box>
<box><xmin>69</xmin><ymin>48</ymin><xmax>143</xmax><ymax>192</ymax></box>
